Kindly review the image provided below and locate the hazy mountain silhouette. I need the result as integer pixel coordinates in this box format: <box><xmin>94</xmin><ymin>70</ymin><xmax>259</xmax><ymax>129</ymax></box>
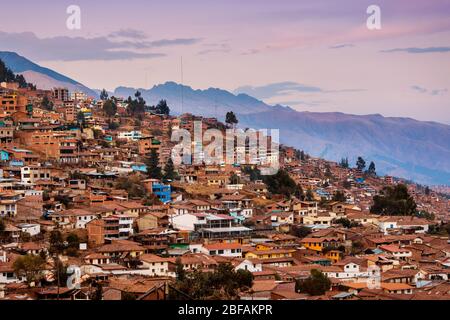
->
<box><xmin>1</xmin><ymin>51</ymin><xmax>447</xmax><ymax>185</ymax></box>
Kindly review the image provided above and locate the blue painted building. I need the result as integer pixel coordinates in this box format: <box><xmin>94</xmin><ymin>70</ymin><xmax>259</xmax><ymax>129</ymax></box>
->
<box><xmin>10</xmin><ymin>160</ymin><xmax>24</xmax><ymax>166</ymax></box>
<box><xmin>152</xmin><ymin>183</ymin><xmax>172</xmax><ymax>203</ymax></box>
<box><xmin>355</xmin><ymin>177</ymin><xmax>365</xmax><ymax>184</ymax></box>
<box><xmin>229</xmin><ymin>211</ymin><xmax>246</xmax><ymax>224</ymax></box>
<box><xmin>131</xmin><ymin>164</ymin><xmax>147</xmax><ymax>173</ymax></box>
<box><xmin>0</xmin><ymin>150</ymin><xmax>10</xmax><ymax>161</ymax></box>
<box><xmin>316</xmin><ymin>188</ymin><xmax>331</xmax><ymax>200</ymax></box>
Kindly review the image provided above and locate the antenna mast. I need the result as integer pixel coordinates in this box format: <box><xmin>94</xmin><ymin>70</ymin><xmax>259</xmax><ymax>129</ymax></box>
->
<box><xmin>180</xmin><ymin>56</ymin><xmax>184</xmax><ymax>115</ymax></box>
<box><xmin>214</xmin><ymin>97</ymin><xmax>217</xmax><ymax>120</ymax></box>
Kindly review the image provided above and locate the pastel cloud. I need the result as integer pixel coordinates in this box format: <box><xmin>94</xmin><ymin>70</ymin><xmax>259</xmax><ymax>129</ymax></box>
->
<box><xmin>234</xmin><ymin>82</ymin><xmax>323</xmax><ymax>100</ymax></box>
<box><xmin>411</xmin><ymin>85</ymin><xmax>448</xmax><ymax>95</ymax></box>
<box><xmin>234</xmin><ymin>82</ymin><xmax>365</xmax><ymax>100</ymax></box>
<box><xmin>329</xmin><ymin>44</ymin><xmax>354</xmax><ymax>49</ymax></box>
<box><xmin>108</xmin><ymin>28</ymin><xmax>148</xmax><ymax>40</ymax></box>
<box><xmin>382</xmin><ymin>46</ymin><xmax>450</xmax><ymax>54</ymax></box>
<box><xmin>0</xmin><ymin>31</ymin><xmax>200</xmax><ymax>61</ymax></box>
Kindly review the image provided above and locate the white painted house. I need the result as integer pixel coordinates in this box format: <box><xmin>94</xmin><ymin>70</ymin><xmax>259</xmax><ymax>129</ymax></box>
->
<box><xmin>200</xmin><ymin>243</ymin><xmax>243</xmax><ymax>258</ymax></box>
<box><xmin>379</xmin><ymin>245</ymin><xmax>412</xmax><ymax>261</ymax></box>
<box><xmin>17</xmin><ymin>223</ymin><xmax>41</xmax><ymax>236</ymax></box>
<box><xmin>139</xmin><ymin>254</ymin><xmax>175</xmax><ymax>277</ymax></box>
<box><xmin>234</xmin><ymin>259</ymin><xmax>263</xmax><ymax>273</ymax></box>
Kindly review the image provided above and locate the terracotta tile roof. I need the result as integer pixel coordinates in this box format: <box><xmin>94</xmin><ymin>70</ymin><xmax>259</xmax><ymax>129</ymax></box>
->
<box><xmin>140</xmin><ymin>253</ymin><xmax>171</xmax><ymax>263</ymax></box>
<box><xmin>251</xmin><ymin>280</ymin><xmax>278</xmax><ymax>292</ymax></box>
<box><xmin>97</xmin><ymin>240</ymin><xmax>145</xmax><ymax>253</ymax></box>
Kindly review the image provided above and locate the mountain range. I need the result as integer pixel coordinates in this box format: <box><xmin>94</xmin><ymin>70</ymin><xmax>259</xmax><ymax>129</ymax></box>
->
<box><xmin>1</xmin><ymin>51</ymin><xmax>449</xmax><ymax>185</ymax></box>
<box><xmin>0</xmin><ymin>51</ymin><xmax>97</xmax><ymax>97</ymax></box>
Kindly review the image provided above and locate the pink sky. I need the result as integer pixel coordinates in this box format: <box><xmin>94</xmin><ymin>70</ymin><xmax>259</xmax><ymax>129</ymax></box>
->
<box><xmin>0</xmin><ymin>0</ymin><xmax>449</xmax><ymax>123</ymax></box>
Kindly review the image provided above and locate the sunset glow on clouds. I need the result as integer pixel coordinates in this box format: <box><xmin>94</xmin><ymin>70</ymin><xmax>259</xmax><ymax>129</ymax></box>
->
<box><xmin>0</xmin><ymin>0</ymin><xmax>449</xmax><ymax>122</ymax></box>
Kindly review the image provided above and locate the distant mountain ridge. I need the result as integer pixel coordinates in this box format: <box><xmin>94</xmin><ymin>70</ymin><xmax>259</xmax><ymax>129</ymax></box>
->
<box><xmin>1</xmin><ymin>51</ymin><xmax>448</xmax><ymax>185</ymax></box>
<box><xmin>113</xmin><ymin>82</ymin><xmax>292</xmax><ymax>117</ymax></box>
<box><xmin>238</xmin><ymin>109</ymin><xmax>450</xmax><ymax>185</ymax></box>
<box><xmin>0</xmin><ymin>51</ymin><xmax>98</xmax><ymax>97</ymax></box>
<box><xmin>113</xmin><ymin>82</ymin><xmax>450</xmax><ymax>185</ymax></box>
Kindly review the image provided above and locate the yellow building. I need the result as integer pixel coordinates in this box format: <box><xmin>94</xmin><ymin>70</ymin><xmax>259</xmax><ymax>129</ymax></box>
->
<box><xmin>300</xmin><ymin>237</ymin><xmax>340</xmax><ymax>252</ymax></box>
<box><xmin>325</xmin><ymin>250</ymin><xmax>343</xmax><ymax>263</ymax></box>
<box><xmin>245</xmin><ymin>248</ymin><xmax>295</xmax><ymax>260</ymax></box>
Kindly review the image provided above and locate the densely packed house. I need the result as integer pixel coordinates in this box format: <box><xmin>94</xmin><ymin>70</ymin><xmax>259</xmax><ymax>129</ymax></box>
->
<box><xmin>0</xmin><ymin>82</ymin><xmax>449</xmax><ymax>300</ymax></box>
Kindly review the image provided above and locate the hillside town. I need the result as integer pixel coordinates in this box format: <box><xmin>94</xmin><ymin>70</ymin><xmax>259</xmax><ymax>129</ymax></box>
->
<box><xmin>0</xmin><ymin>66</ymin><xmax>450</xmax><ymax>301</ymax></box>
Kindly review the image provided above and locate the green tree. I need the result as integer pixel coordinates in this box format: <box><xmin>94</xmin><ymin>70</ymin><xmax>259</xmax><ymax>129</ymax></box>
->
<box><xmin>371</xmin><ymin>184</ymin><xmax>417</xmax><ymax>216</ymax></box>
<box><xmin>356</xmin><ymin>157</ymin><xmax>366</xmax><ymax>171</ymax></box>
<box><xmin>0</xmin><ymin>59</ymin><xmax>16</xmax><ymax>82</ymax></box>
<box><xmin>41</xmin><ymin>95</ymin><xmax>54</xmax><ymax>111</ymax></box>
<box><xmin>295</xmin><ymin>150</ymin><xmax>306</xmax><ymax>161</ymax></box>
<box><xmin>229</xmin><ymin>173</ymin><xmax>241</xmax><ymax>185</ymax></box>
<box><xmin>427</xmin><ymin>222</ymin><xmax>450</xmax><ymax>236</ymax></box>
<box><xmin>55</xmin><ymin>194</ymin><xmax>72</xmax><ymax>208</ymax></box>
<box><xmin>445</xmin><ymin>223</ymin><xmax>450</xmax><ymax>235</ymax></box>
<box><xmin>334</xmin><ymin>218</ymin><xmax>360</xmax><ymax>229</ymax></box>
<box><xmin>100</xmin><ymin>89</ymin><xmax>109</xmax><ymax>101</ymax></box>
<box><xmin>332</xmin><ymin>190</ymin><xmax>346</xmax><ymax>202</ymax></box>
<box><xmin>367</xmin><ymin>161</ymin><xmax>376</xmax><ymax>176</ymax></box>
<box><xmin>305</xmin><ymin>188</ymin><xmax>315</xmax><ymax>201</ymax></box>
<box><xmin>108</xmin><ymin>121</ymin><xmax>120</xmax><ymax>130</ymax></box>
<box><xmin>145</xmin><ymin>149</ymin><xmax>162</xmax><ymax>179</ymax></box>
<box><xmin>54</xmin><ymin>256</ymin><xmax>68</xmax><ymax>286</ymax></box>
<box><xmin>0</xmin><ymin>58</ymin><xmax>34</xmax><ymax>88</ymax></box>
<box><xmin>49</xmin><ymin>230</ymin><xmax>64</xmax><ymax>254</ymax></box>
<box><xmin>235</xmin><ymin>269</ymin><xmax>253</xmax><ymax>289</ymax></box>
<box><xmin>242</xmin><ymin>166</ymin><xmax>261</xmax><ymax>182</ymax></box>
<box><xmin>103</xmin><ymin>99</ymin><xmax>117</xmax><ymax>117</ymax></box>
<box><xmin>264</xmin><ymin>169</ymin><xmax>297</xmax><ymax>197</ymax></box>
<box><xmin>155</xmin><ymin>99</ymin><xmax>170</xmax><ymax>115</ymax></box>
<box><xmin>143</xmin><ymin>194</ymin><xmax>162</xmax><ymax>206</ymax></box>
<box><xmin>243</xmin><ymin>219</ymin><xmax>255</xmax><ymax>228</ymax></box>
<box><xmin>414</xmin><ymin>210</ymin><xmax>435</xmax><ymax>221</ymax></box>
<box><xmin>296</xmin><ymin>269</ymin><xmax>331</xmax><ymax>296</ymax></box>
<box><xmin>163</xmin><ymin>157</ymin><xmax>177</xmax><ymax>181</ymax></box>
<box><xmin>175</xmin><ymin>257</ymin><xmax>186</xmax><ymax>281</ymax></box>
<box><xmin>290</xmin><ymin>225</ymin><xmax>311</xmax><ymax>238</ymax></box>
<box><xmin>324</xmin><ymin>164</ymin><xmax>333</xmax><ymax>179</ymax></box>
<box><xmin>172</xmin><ymin>262</ymin><xmax>253</xmax><ymax>300</ymax></box>
<box><xmin>0</xmin><ymin>218</ymin><xmax>6</xmax><ymax>241</ymax></box>
<box><xmin>334</xmin><ymin>218</ymin><xmax>351</xmax><ymax>228</ymax></box>
<box><xmin>126</xmin><ymin>91</ymin><xmax>146</xmax><ymax>116</ymax></box>
<box><xmin>66</xmin><ymin>233</ymin><xmax>80</xmax><ymax>256</ymax></box>
<box><xmin>339</xmin><ymin>157</ymin><xmax>349</xmax><ymax>168</ymax></box>
<box><xmin>343</xmin><ymin>180</ymin><xmax>352</xmax><ymax>189</ymax></box>
<box><xmin>77</xmin><ymin>111</ymin><xmax>86</xmax><ymax>125</ymax></box>
<box><xmin>91</xmin><ymin>280</ymin><xmax>103</xmax><ymax>300</ymax></box>
<box><xmin>351</xmin><ymin>240</ymin><xmax>365</xmax><ymax>254</ymax></box>
<box><xmin>20</xmin><ymin>232</ymin><xmax>31</xmax><ymax>242</ymax></box>
<box><xmin>225</xmin><ymin>111</ymin><xmax>238</xmax><ymax>128</ymax></box>
<box><xmin>295</xmin><ymin>184</ymin><xmax>305</xmax><ymax>201</ymax></box>
<box><xmin>116</xmin><ymin>176</ymin><xmax>146</xmax><ymax>198</ymax></box>
<box><xmin>13</xmin><ymin>254</ymin><xmax>46</xmax><ymax>285</ymax></box>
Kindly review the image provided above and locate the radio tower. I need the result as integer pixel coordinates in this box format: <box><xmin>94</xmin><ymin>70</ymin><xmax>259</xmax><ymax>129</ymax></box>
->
<box><xmin>214</xmin><ymin>97</ymin><xmax>218</xmax><ymax>120</ymax></box>
<box><xmin>180</xmin><ymin>56</ymin><xmax>184</xmax><ymax>115</ymax></box>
